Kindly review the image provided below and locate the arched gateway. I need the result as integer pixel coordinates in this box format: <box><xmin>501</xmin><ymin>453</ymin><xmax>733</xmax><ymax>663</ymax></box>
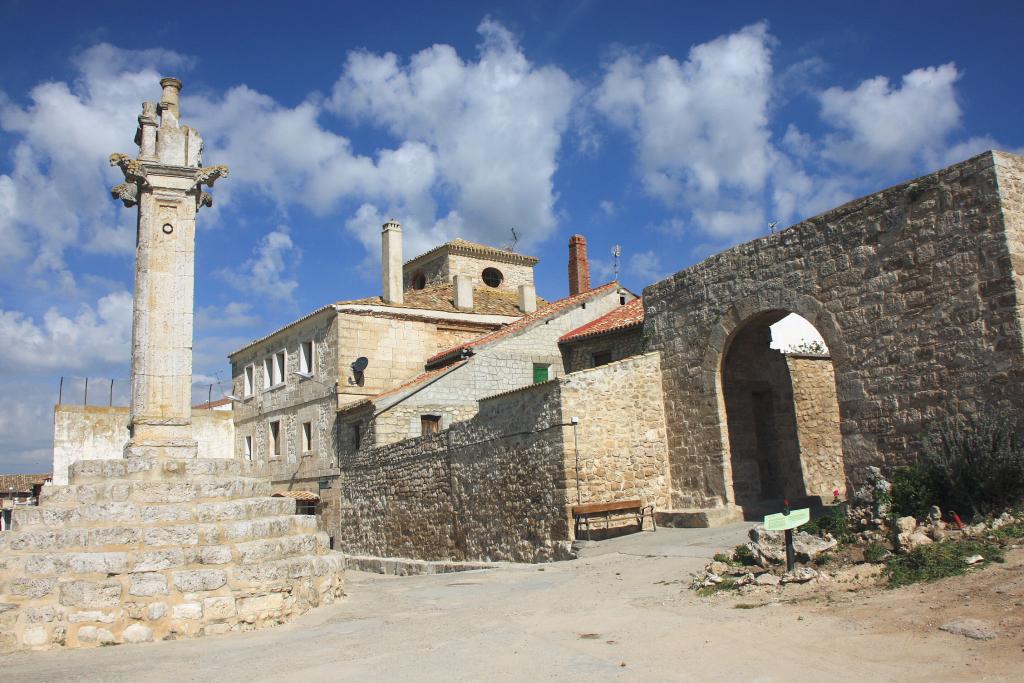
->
<box><xmin>641</xmin><ymin>151</ymin><xmax>1024</xmax><ymax>516</ymax></box>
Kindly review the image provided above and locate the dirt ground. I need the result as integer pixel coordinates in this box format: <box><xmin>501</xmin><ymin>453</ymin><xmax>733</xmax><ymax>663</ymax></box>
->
<box><xmin>2</xmin><ymin>525</ymin><xmax>1021</xmax><ymax>682</ymax></box>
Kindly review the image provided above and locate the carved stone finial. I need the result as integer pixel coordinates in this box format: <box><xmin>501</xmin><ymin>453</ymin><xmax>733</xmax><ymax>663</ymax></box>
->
<box><xmin>159</xmin><ymin>77</ymin><xmax>183</xmax><ymax>119</ymax></box>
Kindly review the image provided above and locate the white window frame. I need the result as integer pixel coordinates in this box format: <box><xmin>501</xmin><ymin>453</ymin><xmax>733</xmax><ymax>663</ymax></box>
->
<box><xmin>244</xmin><ymin>364</ymin><xmax>254</xmax><ymax>397</ymax></box>
<box><xmin>274</xmin><ymin>350</ymin><xmax>286</xmax><ymax>386</ymax></box>
<box><xmin>263</xmin><ymin>357</ymin><xmax>274</xmax><ymax>390</ymax></box>
<box><xmin>299</xmin><ymin>341</ymin><xmax>314</xmax><ymax>376</ymax></box>
<box><xmin>301</xmin><ymin>421</ymin><xmax>312</xmax><ymax>453</ymax></box>
<box><xmin>244</xmin><ymin>435</ymin><xmax>253</xmax><ymax>461</ymax></box>
<box><xmin>269</xmin><ymin>420</ymin><xmax>281</xmax><ymax>458</ymax></box>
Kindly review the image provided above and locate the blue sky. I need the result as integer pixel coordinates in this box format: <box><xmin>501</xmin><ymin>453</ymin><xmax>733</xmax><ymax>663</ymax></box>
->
<box><xmin>1</xmin><ymin>1</ymin><xmax>1022</xmax><ymax>472</ymax></box>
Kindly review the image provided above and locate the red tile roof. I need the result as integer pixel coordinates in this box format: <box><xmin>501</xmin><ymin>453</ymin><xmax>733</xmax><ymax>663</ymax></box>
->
<box><xmin>0</xmin><ymin>473</ymin><xmax>51</xmax><ymax>493</ymax></box>
<box><xmin>426</xmin><ymin>282</ymin><xmax>622</xmax><ymax>366</ymax></box>
<box><xmin>559</xmin><ymin>296</ymin><xmax>644</xmax><ymax>344</ymax></box>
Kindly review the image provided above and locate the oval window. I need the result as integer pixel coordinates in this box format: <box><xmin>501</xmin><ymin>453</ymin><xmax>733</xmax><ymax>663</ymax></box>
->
<box><xmin>482</xmin><ymin>267</ymin><xmax>504</xmax><ymax>288</ymax></box>
<box><xmin>412</xmin><ymin>273</ymin><xmax>427</xmax><ymax>290</ymax></box>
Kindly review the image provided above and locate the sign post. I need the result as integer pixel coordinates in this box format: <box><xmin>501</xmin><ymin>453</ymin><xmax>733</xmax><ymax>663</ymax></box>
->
<box><xmin>763</xmin><ymin>504</ymin><xmax>810</xmax><ymax>572</ymax></box>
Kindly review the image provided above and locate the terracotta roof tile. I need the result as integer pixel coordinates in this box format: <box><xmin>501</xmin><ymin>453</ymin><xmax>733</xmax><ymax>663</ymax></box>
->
<box><xmin>427</xmin><ymin>282</ymin><xmax>622</xmax><ymax>366</ymax></box>
<box><xmin>0</xmin><ymin>473</ymin><xmax>51</xmax><ymax>493</ymax></box>
<box><xmin>338</xmin><ymin>283</ymin><xmax>546</xmax><ymax>317</ymax></box>
<box><xmin>272</xmin><ymin>490</ymin><xmax>320</xmax><ymax>501</ymax></box>
<box><xmin>559</xmin><ymin>297</ymin><xmax>644</xmax><ymax>344</ymax></box>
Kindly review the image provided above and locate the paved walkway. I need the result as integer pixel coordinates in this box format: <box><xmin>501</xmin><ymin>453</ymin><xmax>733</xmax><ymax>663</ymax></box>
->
<box><xmin>3</xmin><ymin>523</ymin><xmax>1002</xmax><ymax>681</ymax></box>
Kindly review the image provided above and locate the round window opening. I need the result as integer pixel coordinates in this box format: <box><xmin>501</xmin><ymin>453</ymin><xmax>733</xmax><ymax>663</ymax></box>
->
<box><xmin>482</xmin><ymin>267</ymin><xmax>504</xmax><ymax>288</ymax></box>
<box><xmin>412</xmin><ymin>273</ymin><xmax>427</xmax><ymax>290</ymax></box>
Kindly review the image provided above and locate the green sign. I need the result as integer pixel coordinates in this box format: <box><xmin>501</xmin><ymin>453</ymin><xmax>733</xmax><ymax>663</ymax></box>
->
<box><xmin>763</xmin><ymin>507</ymin><xmax>810</xmax><ymax>531</ymax></box>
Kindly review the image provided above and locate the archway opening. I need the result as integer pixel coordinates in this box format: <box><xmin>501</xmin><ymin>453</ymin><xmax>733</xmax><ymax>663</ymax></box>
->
<box><xmin>721</xmin><ymin>311</ymin><xmax>845</xmax><ymax>516</ymax></box>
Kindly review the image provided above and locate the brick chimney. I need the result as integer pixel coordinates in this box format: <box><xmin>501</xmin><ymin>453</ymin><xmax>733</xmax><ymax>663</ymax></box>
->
<box><xmin>568</xmin><ymin>234</ymin><xmax>590</xmax><ymax>296</ymax></box>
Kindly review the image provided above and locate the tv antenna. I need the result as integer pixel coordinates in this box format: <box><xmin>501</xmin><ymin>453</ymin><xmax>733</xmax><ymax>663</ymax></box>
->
<box><xmin>505</xmin><ymin>227</ymin><xmax>519</xmax><ymax>252</ymax></box>
<box><xmin>612</xmin><ymin>244</ymin><xmax>622</xmax><ymax>279</ymax></box>
<box><xmin>768</xmin><ymin>221</ymin><xmax>779</xmax><ymax>235</ymax></box>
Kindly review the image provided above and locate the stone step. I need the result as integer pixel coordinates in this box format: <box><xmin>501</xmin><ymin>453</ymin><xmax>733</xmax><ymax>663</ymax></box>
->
<box><xmin>67</xmin><ymin>457</ymin><xmax>252</xmax><ymax>484</ymax></box>
<box><xmin>0</xmin><ymin>532</ymin><xmax>329</xmax><ymax>582</ymax></box>
<box><xmin>38</xmin><ymin>478</ymin><xmax>272</xmax><ymax>506</ymax></box>
<box><xmin>12</xmin><ymin>497</ymin><xmax>309</xmax><ymax>532</ymax></box>
<box><xmin>227</xmin><ymin>553</ymin><xmax>345</xmax><ymax>589</ymax></box>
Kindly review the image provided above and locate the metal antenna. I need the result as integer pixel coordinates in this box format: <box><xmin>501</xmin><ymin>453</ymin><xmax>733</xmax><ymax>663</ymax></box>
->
<box><xmin>612</xmin><ymin>244</ymin><xmax>622</xmax><ymax>280</ymax></box>
<box><xmin>508</xmin><ymin>227</ymin><xmax>519</xmax><ymax>252</ymax></box>
<box><xmin>768</xmin><ymin>221</ymin><xmax>779</xmax><ymax>235</ymax></box>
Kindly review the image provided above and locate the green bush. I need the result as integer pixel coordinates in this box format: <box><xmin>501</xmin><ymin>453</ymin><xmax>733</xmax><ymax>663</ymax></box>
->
<box><xmin>713</xmin><ymin>553</ymin><xmax>732</xmax><ymax>564</ymax></box>
<box><xmin>802</xmin><ymin>505</ymin><xmax>852</xmax><ymax>543</ymax></box>
<box><xmin>890</xmin><ymin>464</ymin><xmax>940</xmax><ymax>519</ymax></box>
<box><xmin>732</xmin><ymin>544</ymin><xmax>756</xmax><ymax>566</ymax></box>
<box><xmin>863</xmin><ymin>542</ymin><xmax>888</xmax><ymax>563</ymax></box>
<box><xmin>922</xmin><ymin>414</ymin><xmax>1024</xmax><ymax>519</ymax></box>
<box><xmin>886</xmin><ymin>539</ymin><xmax>1004</xmax><ymax>588</ymax></box>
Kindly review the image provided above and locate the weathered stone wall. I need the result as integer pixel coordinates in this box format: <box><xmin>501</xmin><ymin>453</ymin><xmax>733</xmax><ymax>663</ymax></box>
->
<box><xmin>561</xmin><ymin>326</ymin><xmax>645</xmax><ymax>373</ymax></box>
<box><xmin>560</xmin><ymin>352</ymin><xmax>671</xmax><ymax>510</ymax></box>
<box><xmin>644</xmin><ymin>151</ymin><xmax>1024</xmax><ymax>509</ymax></box>
<box><xmin>52</xmin><ymin>406</ymin><xmax>234</xmax><ymax>485</ymax></box>
<box><xmin>404</xmin><ymin>252</ymin><xmax>536</xmax><ymax>294</ymax></box>
<box><xmin>787</xmin><ymin>355</ymin><xmax>845</xmax><ymax>499</ymax></box>
<box><xmin>332</xmin><ymin>352</ymin><xmax>671</xmax><ymax>562</ymax></box>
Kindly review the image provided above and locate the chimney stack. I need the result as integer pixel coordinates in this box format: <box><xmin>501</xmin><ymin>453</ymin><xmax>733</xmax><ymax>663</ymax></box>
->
<box><xmin>453</xmin><ymin>274</ymin><xmax>474</xmax><ymax>311</ymax></box>
<box><xmin>518</xmin><ymin>284</ymin><xmax>537</xmax><ymax>314</ymax></box>
<box><xmin>159</xmin><ymin>77</ymin><xmax>182</xmax><ymax>120</ymax></box>
<box><xmin>382</xmin><ymin>219</ymin><xmax>403</xmax><ymax>305</ymax></box>
<box><xmin>568</xmin><ymin>234</ymin><xmax>590</xmax><ymax>296</ymax></box>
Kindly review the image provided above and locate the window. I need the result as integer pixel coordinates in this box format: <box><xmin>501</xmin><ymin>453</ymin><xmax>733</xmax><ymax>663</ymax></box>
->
<box><xmin>481</xmin><ymin>267</ymin><xmax>504</xmax><ymax>288</ymax></box>
<box><xmin>244</xmin><ymin>435</ymin><xmax>253</xmax><ymax>462</ymax></box>
<box><xmin>296</xmin><ymin>499</ymin><xmax>317</xmax><ymax>515</ymax></box>
<box><xmin>269</xmin><ymin>421</ymin><xmax>281</xmax><ymax>457</ymax></box>
<box><xmin>533</xmin><ymin>364</ymin><xmax>550</xmax><ymax>384</ymax></box>
<box><xmin>243</xmin><ymin>364</ymin><xmax>254</xmax><ymax>397</ymax></box>
<box><xmin>299</xmin><ymin>341</ymin><xmax>314</xmax><ymax>375</ymax></box>
<box><xmin>352</xmin><ymin>422</ymin><xmax>362</xmax><ymax>450</ymax></box>
<box><xmin>274</xmin><ymin>350</ymin><xmax>286</xmax><ymax>385</ymax></box>
<box><xmin>263</xmin><ymin>357</ymin><xmax>274</xmax><ymax>389</ymax></box>
<box><xmin>592</xmin><ymin>351</ymin><xmax>612</xmax><ymax>367</ymax></box>
<box><xmin>302</xmin><ymin>421</ymin><xmax>312</xmax><ymax>453</ymax></box>
<box><xmin>619</xmin><ymin>295</ymin><xmax>627</xmax><ymax>305</ymax></box>
<box><xmin>412</xmin><ymin>273</ymin><xmax>427</xmax><ymax>290</ymax></box>
<box><xmin>420</xmin><ymin>415</ymin><xmax>441</xmax><ymax>435</ymax></box>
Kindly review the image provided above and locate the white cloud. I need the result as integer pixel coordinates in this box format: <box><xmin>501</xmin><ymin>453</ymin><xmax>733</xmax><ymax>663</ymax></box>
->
<box><xmin>196</xmin><ymin>302</ymin><xmax>260</xmax><ymax>331</ymax></box>
<box><xmin>599</xmin><ymin>200</ymin><xmax>616</xmax><ymax>216</ymax></box>
<box><xmin>819</xmin><ymin>63</ymin><xmax>963</xmax><ymax>172</ymax></box>
<box><xmin>626</xmin><ymin>250</ymin><xmax>666</xmax><ymax>284</ymax></box>
<box><xmin>0</xmin><ymin>44</ymin><xmax>186</xmax><ymax>282</ymax></box>
<box><xmin>330</xmin><ymin>18</ymin><xmax>578</xmax><ymax>251</ymax></box>
<box><xmin>220</xmin><ymin>228</ymin><xmax>300</xmax><ymax>301</ymax></box>
<box><xmin>596</xmin><ymin>23</ymin><xmax>774</xmax><ymax>204</ymax></box>
<box><xmin>0</xmin><ymin>291</ymin><xmax>132</xmax><ymax>372</ymax></box>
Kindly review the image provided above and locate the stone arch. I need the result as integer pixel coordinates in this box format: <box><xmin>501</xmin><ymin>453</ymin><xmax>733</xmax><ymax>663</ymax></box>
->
<box><xmin>702</xmin><ymin>290</ymin><xmax>849</xmax><ymax>513</ymax></box>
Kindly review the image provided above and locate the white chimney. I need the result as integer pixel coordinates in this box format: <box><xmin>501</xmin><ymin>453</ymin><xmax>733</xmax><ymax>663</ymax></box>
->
<box><xmin>518</xmin><ymin>284</ymin><xmax>537</xmax><ymax>314</ymax></box>
<box><xmin>454</xmin><ymin>274</ymin><xmax>474</xmax><ymax>311</ymax></box>
<box><xmin>382</xmin><ymin>219</ymin><xmax>403</xmax><ymax>305</ymax></box>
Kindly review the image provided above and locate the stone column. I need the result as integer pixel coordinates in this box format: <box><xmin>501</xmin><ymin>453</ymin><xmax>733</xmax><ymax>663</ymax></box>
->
<box><xmin>110</xmin><ymin>77</ymin><xmax>228</xmax><ymax>459</ymax></box>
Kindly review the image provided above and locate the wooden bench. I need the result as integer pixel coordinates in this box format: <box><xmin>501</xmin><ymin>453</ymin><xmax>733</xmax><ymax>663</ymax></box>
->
<box><xmin>572</xmin><ymin>499</ymin><xmax>655</xmax><ymax>541</ymax></box>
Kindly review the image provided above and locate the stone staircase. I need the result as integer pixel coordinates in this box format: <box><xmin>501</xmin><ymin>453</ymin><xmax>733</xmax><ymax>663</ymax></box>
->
<box><xmin>0</xmin><ymin>457</ymin><xmax>344</xmax><ymax>652</ymax></box>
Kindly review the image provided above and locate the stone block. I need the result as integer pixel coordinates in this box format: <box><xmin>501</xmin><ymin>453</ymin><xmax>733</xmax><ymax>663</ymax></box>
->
<box><xmin>70</xmin><ymin>552</ymin><xmax>130</xmax><ymax>574</ymax></box>
<box><xmin>143</xmin><ymin>525</ymin><xmax>199</xmax><ymax>547</ymax></box>
<box><xmin>123</xmin><ymin>623</ymin><xmax>154</xmax><ymax>643</ymax></box>
<box><xmin>133</xmin><ymin>549</ymin><xmax>186</xmax><ymax>572</ymax></box>
<box><xmin>24</xmin><ymin>606</ymin><xmax>59</xmax><ymax>623</ymax></box>
<box><xmin>236</xmin><ymin>593</ymin><xmax>284</xmax><ymax>615</ymax></box>
<box><xmin>76</xmin><ymin>625</ymin><xmax>116</xmax><ymax>645</ymax></box>
<box><xmin>9</xmin><ymin>577</ymin><xmax>57</xmax><ymax>599</ymax></box>
<box><xmin>22</xmin><ymin>626</ymin><xmax>48</xmax><ymax>647</ymax></box>
<box><xmin>147</xmin><ymin>602</ymin><xmax>167</xmax><ymax>621</ymax></box>
<box><xmin>195</xmin><ymin>545</ymin><xmax>233</xmax><ymax>565</ymax></box>
<box><xmin>203</xmin><ymin>596</ymin><xmax>236</xmax><ymax>620</ymax></box>
<box><xmin>171</xmin><ymin>569</ymin><xmax>227</xmax><ymax>592</ymax></box>
<box><xmin>172</xmin><ymin>602</ymin><xmax>203</xmax><ymax>620</ymax></box>
<box><xmin>129</xmin><ymin>572</ymin><xmax>168</xmax><ymax>597</ymax></box>
<box><xmin>68</xmin><ymin>610</ymin><xmax>119</xmax><ymax>624</ymax></box>
<box><xmin>59</xmin><ymin>580</ymin><xmax>122</xmax><ymax>608</ymax></box>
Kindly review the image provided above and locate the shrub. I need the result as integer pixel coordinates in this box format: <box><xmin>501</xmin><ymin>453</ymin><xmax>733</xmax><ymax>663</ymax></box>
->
<box><xmin>890</xmin><ymin>464</ymin><xmax>939</xmax><ymax>519</ymax></box>
<box><xmin>863</xmin><ymin>542</ymin><xmax>888</xmax><ymax>563</ymax></box>
<box><xmin>922</xmin><ymin>414</ymin><xmax>1024</xmax><ymax>519</ymax></box>
<box><xmin>732</xmin><ymin>544</ymin><xmax>756</xmax><ymax>566</ymax></box>
<box><xmin>802</xmin><ymin>505</ymin><xmax>852</xmax><ymax>543</ymax></box>
<box><xmin>886</xmin><ymin>539</ymin><xmax>1004</xmax><ymax>588</ymax></box>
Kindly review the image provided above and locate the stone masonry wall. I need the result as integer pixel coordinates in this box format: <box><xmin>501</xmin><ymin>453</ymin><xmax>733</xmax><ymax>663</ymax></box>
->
<box><xmin>559</xmin><ymin>352</ymin><xmax>671</xmax><ymax>511</ymax></box>
<box><xmin>787</xmin><ymin>355</ymin><xmax>846</xmax><ymax>499</ymax></box>
<box><xmin>52</xmin><ymin>406</ymin><xmax>234</xmax><ymax>485</ymax></box>
<box><xmin>561</xmin><ymin>326</ymin><xmax>646</xmax><ymax>374</ymax></box>
<box><xmin>644</xmin><ymin>151</ymin><xmax>1024</xmax><ymax>509</ymax></box>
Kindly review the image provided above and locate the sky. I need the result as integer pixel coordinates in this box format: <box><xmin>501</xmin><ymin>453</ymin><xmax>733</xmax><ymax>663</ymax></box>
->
<box><xmin>1</xmin><ymin>1</ymin><xmax>1022</xmax><ymax>473</ymax></box>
